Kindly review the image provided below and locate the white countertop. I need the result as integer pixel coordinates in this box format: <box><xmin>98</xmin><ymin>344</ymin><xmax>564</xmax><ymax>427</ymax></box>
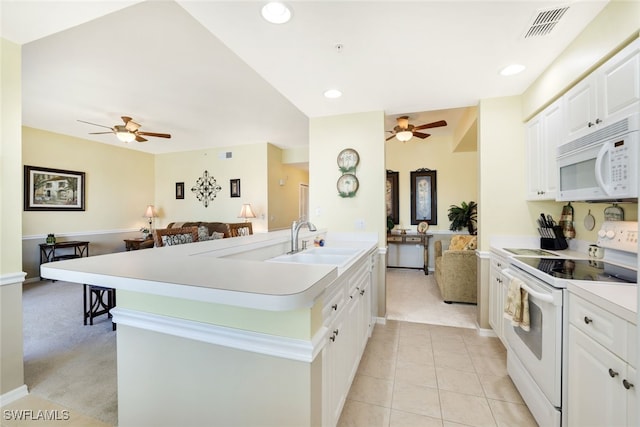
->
<box><xmin>40</xmin><ymin>230</ymin><xmax>378</xmax><ymax>311</ymax></box>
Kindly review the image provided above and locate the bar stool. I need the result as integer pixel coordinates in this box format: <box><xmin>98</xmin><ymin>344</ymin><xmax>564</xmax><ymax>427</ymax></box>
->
<box><xmin>83</xmin><ymin>284</ymin><xmax>116</xmax><ymax>331</ymax></box>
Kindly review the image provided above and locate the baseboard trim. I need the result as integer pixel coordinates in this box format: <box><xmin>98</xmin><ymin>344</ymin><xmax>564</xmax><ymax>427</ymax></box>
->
<box><xmin>111</xmin><ymin>307</ymin><xmax>326</xmax><ymax>363</ymax></box>
<box><xmin>0</xmin><ymin>385</ymin><xmax>28</xmax><ymax>406</ymax></box>
<box><xmin>0</xmin><ymin>272</ymin><xmax>26</xmax><ymax>287</ymax></box>
<box><xmin>477</xmin><ymin>325</ymin><xmax>497</xmax><ymax>337</ymax></box>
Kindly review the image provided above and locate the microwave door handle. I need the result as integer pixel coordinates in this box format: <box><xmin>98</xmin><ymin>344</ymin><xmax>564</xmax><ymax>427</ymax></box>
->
<box><xmin>595</xmin><ymin>143</ymin><xmax>612</xmax><ymax>196</ymax></box>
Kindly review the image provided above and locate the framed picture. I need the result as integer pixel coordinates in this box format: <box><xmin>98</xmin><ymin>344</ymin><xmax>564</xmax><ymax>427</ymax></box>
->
<box><xmin>386</xmin><ymin>170</ymin><xmax>399</xmax><ymax>224</ymax></box>
<box><xmin>410</xmin><ymin>169</ymin><xmax>437</xmax><ymax>225</ymax></box>
<box><xmin>175</xmin><ymin>182</ymin><xmax>184</xmax><ymax>199</ymax></box>
<box><xmin>24</xmin><ymin>166</ymin><xmax>85</xmax><ymax>211</ymax></box>
<box><xmin>230</xmin><ymin>179</ymin><xmax>241</xmax><ymax>198</ymax></box>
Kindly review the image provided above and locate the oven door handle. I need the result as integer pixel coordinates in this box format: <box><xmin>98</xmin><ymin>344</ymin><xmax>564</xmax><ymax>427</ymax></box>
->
<box><xmin>503</xmin><ymin>269</ymin><xmax>558</xmax><ymax>305</ymax></box>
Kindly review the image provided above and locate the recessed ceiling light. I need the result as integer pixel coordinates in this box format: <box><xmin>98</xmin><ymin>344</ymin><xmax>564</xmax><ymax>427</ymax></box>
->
<box><xmin>500</xmin><ymin>64</ymin><xmax>526</xmax><ymax>76</ymax></box>
<box><xmin>261</xmin><ymin>2</ymin><xmax>291</xmax><ymax>24</ymax></box>
<box><xmin>324</xmin><ymin>89</ymin><xmax>342</xmax><ymax>99</ymax></box>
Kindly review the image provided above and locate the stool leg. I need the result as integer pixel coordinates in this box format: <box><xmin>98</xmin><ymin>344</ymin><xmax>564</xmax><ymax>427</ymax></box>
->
<box><xmin>83</xmin><ymin>284</ymin><xmax>88</xmax><ymax>325</ymax></box>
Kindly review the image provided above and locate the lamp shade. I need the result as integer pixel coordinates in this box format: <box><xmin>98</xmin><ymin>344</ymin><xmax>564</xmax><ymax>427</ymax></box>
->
<box><xmin>144</xmin><ymin>205</ymin><xmax>157</xmax><ymax>218</ymax></box>
<box><xmin>396</xmin><ymin>131</ymin><xmax>413</xmax><ymax>142</ymax></box>
<box><xmin>238</xmin><ymin>204</ymin><xmax>256</xmax><ymax>221</ymax></box>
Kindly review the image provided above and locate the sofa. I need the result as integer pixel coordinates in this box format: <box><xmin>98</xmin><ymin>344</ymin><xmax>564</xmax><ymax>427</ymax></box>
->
<box><xmin>434</xmin><ymin>235</ymin><xmax>478</xmax><ymax>304</ymax></box>
<box><xmin>156</xmin><ymin>221</ymin><xmax>253</xmax><ymax>246</ymax></box>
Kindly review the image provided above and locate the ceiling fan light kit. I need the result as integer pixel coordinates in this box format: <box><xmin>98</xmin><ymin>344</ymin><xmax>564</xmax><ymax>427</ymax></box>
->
<box><xmin>79</xmin><ymin>116</ymin><xmax>171</xmax><ymax>144</ymax></box>
<box><xmin>395</xmin><ymin>131</ymin><xmax>413</xmax><ymax>142</ymax></box>
<box><xmin>386</xmin><ymin>116</ymin><xmax>447</xmax><ymax>142</ymax></box>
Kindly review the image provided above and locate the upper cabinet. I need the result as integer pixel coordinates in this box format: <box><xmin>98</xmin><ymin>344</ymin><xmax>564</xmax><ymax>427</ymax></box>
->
<box><xmin>526</xmin><ymin>98</ymin><xmax>563</xmax><ymax>200</ymax></box>
<box><xmin>564</xmin><ymin>39</ymin><xmax>640</xmax><ymax>142</ymax></box>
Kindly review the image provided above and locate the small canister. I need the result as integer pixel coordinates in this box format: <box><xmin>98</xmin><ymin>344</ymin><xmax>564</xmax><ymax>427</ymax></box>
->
<box><xmin>588</xmin><ymin>244</ymin><xmax>604</xmax><ymax>259</ymax></box>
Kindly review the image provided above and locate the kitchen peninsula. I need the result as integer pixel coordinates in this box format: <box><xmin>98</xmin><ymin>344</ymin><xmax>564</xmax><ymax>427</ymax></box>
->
<box><xmin>40</xmin><ymin>229</ymin><xmax>379</xmax><ymax>427</ymax></box>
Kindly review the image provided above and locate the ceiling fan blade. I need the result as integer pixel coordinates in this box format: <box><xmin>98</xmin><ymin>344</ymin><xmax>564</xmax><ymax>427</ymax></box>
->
<box><xmin>125</xmin><ymin>120</ymin><xmax>141</xmax><ymax>132</ymax></box>
<box><xmin>137</xmin><ymin>132</ymin><xmax>171</xmax><ymax>139</ymax></box>
<box><xmin>414</xmin><ymin>120</ymin><xmax>447</xmax><ymax>131</ymax></box>
<box><xmin>385</xmin><ymin>135</ymin><xmax>397</xmax><ymax>141</ymax></box>
<box><xmin>413</xmin><ymin>132</ymin><xmax>431</xmax><ymax>139</ymax></box>
<box><xmin>77</xmin><ymin>119</ymin><xmax>113</xmax><ymax>130</ymax></box>
<box><xmin>135</xmin><ymin>135</ymin><xmax>148</xmax><ymax>143</ymax></box>
<box><xmin>89</xmin><ymin>131</ymin><xmax>115</xmax><ymax>135</ymax></box>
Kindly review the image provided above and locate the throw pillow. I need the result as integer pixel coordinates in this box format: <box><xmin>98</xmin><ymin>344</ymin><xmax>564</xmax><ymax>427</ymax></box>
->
<box><xmin>463</xmin><ymin>236</ymin><xmax>477</xmax><ymax>250</ymax></box>
<box><xmin>211</xmin><ymin>232</ymin><xmax>225</xmax><ymax>240</ymax></box>
<box><xmin>162</xmin><ymin>233</ymin><xmax>194</xmax><ymax>246</ymax></box>
<box><xmin>449</xmin><ymin>235</ymin><xmax>477</xmax><ymax>251</ymax></box>
<box><xmin>197</xmin><ymin>226</ymin><xmax>211</xmax><ymax>241</ymax></box>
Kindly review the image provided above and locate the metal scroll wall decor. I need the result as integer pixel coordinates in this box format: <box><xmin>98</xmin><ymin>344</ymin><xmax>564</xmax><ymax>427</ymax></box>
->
<box><xmin>191</xmin><ymin>170</ymin><xmax>222</xmax><ymax>207</ymax></box>
<box><xmin>337</xmin><ymin>148</ymin><xmax>360</xmax><ymax>198</ymax></box>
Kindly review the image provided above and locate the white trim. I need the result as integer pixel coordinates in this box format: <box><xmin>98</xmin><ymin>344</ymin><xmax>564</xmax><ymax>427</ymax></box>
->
<box><xmin>0</xmin><ymin>272</ymin><xmax>26</xmax><ymax>286</ymax></box>
<box><xmin>0</xmin><ymin>385</ymin><xmax>28</xmax><ymax>406</ymax></box>
<box><xmin>477</xmin><ymin>325</ymin><xmax>497</xmax><ymax>337</ymax></box>
<box><xmin>111</xmin><ymin>307</ymin><xmax>327</xmax><ymax>363</ymax></box>
<box><xmin>375</xmin><ymin>316</ymin><xmax>387</xmax><ymax>325</ymax></box>
<box><xmin>22</xmin><ymin>229</ymin><xmax>137</xmax><ymax>240</ymax></box>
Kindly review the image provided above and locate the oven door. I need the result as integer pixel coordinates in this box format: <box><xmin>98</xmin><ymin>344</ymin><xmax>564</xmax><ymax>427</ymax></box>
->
<box><xmin>503</xmin><ymin>267</ymin><xmax>564</xmax><ymax>407</ymax></box>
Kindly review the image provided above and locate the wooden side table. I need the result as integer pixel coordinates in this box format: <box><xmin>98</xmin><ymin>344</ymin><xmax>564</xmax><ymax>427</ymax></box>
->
<box><xmin>387</xmin><ymin>233</ymin><xmax>432</xmax><ymax>275</ymax></box>
<box><xmin>124</xmin><ymin>238</ymin><xmax>154</xmax><ymax>251</ymax></box>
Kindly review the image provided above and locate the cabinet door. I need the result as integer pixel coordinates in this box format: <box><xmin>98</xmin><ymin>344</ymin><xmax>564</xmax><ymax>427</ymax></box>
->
<box><xmin>567</xmin><ymin>325</ymin><xmax>627</xmax><ymax>427</ymax></box>
<box><xmin>488</xmin><ymin>264</ymin><xmax>503</xmax><ymax>338</ymax></box>
<box><xmin>600</xmin><ymin>39</ymin><xmax>640</xmax><ymax>126</ymax></box>
<box><xmin>525</xmin><ymin>115</ymin><xmax>544</xmax><ymax>199</ymax></box>
<box><xmin>564</xmin><ymin>75</ymin><xmax>598</xmax><ymax>142</ymax></box>
<box><xmin>627</xmin><ymin>366</ymin><xmax>637</xmax><ymax>427</ymax></box>
<box><xmin>540</xmin><ymin>99</ymin><xmax>562</xmax><ymax>198</ymax></box>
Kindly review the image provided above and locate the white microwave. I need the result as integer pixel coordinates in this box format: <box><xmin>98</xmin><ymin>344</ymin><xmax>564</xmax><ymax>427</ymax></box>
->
<box><xmin>557</xmin><ymin>115</ymin><xmax>638</xmax><ymax>202</ymax></box>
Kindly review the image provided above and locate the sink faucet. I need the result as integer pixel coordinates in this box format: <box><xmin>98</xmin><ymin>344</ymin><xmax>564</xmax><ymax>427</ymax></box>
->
<box><xmin>290</xmin><ymin>220</ymin><xmax>317</xmax><ymax>253</ymax></box>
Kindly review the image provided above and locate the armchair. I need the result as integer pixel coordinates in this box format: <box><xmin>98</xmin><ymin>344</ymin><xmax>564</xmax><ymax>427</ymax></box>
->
<box><xmin>434</xmin><ymin>235</ymin><xmax>477</xmax><ymax>304</ymax></box>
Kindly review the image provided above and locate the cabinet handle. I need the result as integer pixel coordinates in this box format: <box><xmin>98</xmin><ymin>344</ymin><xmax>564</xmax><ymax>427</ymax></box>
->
<box><xmin>360</xmin><ymin>289</ymin><xmax>365</xmax><ymax>295</ymax></box>
<box><xmin>331</xmin><ymin>304</ymin><xmax>338</xmax><ymax>311</ymax></box>
<box><xmin>623</xmin><ymin>379</ymin><xmax>634</xmax><ymax>390</ymax></box>
<box><xmin>333</xmin><ymin>329</ymin><xmax>339</xmax><ymax>336</ymax></box>
<box><xmin>329</xmin><ymin>334</ymin><xmax>336</xmax><ymax>342</ymax></box>
<box><xmin>609</xmin><ymin>368</ymin><xmax>619</xmax><ymax>378</ymax></box>
<box><xmin>584</xmin><ymin>316</ymin><xmax>593</xmax><ymax>324</ymax></box>
<box><xmin>595</xmin><ymin>118</ymin><xmax>602</xmax><ymax>125</ymax></box>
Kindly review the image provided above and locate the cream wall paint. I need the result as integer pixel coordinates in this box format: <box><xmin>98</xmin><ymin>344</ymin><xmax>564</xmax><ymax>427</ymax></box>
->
<box><xmin>1</xmin><ymin>37</ymin><xmax>26</xmax><ymax>398</ymax></box>
<box><xmin>22</xmin><ymin>127</ymin><xmax>155</xmax><ymax>235</ymax></box>
<box><xmin>154</xmin><ymin>143</ymin><xmax>270</xmax><ymax>231</ymax></box>
<box><xmin>522</xmin><ymin>1</ymin><xmax>640</xmax><ymax>119</ymax></box>
<box><xmin>268</xmin><ymin>144</ymin><xmax>309</xmax><ymax>230</ymax></box>
<box><xmin>385</xmin><ymin>134</ymin><xmax>478</xmax><ymax>233</ymax></box>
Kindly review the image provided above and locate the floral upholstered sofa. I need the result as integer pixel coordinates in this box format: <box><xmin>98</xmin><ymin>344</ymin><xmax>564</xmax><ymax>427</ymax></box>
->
<box><xmin>434</xmin><ymin>235</ymin><xmax>478</xmax><ymax>304</ymax></box>
<box><xmin>152</xmin><ymin>221</ymin><xmax>253</xmax><ymax>247</ymax></box>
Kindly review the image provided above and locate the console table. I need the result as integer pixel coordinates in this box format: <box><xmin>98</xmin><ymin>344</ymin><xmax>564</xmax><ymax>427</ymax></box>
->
<box><xmin>39</xmin><ymin>241</ymin><xmax>89</xmax><ymax>280</ymax></box>
<box><xmin>387</xmin><ymin>233</ymin><xmax>432</xmax><ymax>274</ymax></box>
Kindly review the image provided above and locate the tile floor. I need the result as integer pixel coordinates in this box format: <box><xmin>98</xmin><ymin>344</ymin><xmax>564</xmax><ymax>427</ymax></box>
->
<box><xmin>338</xmin><ymin>320</ymin><xmax>538</xmax><ymax>427</ymax></box>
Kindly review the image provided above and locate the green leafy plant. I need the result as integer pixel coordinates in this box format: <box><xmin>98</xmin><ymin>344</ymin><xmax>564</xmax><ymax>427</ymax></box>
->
<box><xmin>448</xmin><ymin>201</ymin><xmax>477</xmax><ymax>235</ymax></box>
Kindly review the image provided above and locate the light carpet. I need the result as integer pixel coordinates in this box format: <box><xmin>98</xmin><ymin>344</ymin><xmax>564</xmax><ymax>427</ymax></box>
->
<box><xmin>385</xmin><ymin>268</ymin><xmax>478</xmax><ymax>329</ymax></box>
<box><xmin>22</xmin><ymin>280</ymin><xmax>117</xmax><ymax>426</ymax></box>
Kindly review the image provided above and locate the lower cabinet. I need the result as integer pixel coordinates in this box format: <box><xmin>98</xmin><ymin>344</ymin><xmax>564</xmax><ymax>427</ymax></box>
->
<box><xmin>488</xmin><ymin>253</ymin><xmax>508</xmax><ymax>344</ymax></box>
<box><xmin>566</xmin><ymin>294</ymin><xmax>637</xmax><ymax>427</ymax></box>
<box><xmin>322</xmin><ymin>251</ymin><xmax>374</xmax><ymax>427</ymax></box>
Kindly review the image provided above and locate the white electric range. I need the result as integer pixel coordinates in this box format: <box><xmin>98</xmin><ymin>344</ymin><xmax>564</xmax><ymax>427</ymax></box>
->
<box><xmin>502</xmin><ymin>221</ymin><xmax>638</xmax><ymax>427</ymax></box>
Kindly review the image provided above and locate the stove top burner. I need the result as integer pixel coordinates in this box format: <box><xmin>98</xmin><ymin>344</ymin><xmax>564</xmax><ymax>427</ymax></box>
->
<box><xmin>513</xmin><ymin>257</ymin><xmax>637</xmax><ymax>284</ymax></box>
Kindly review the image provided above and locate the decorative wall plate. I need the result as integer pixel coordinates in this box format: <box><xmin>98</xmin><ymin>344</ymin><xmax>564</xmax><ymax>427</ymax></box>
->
<box><xmin>337</xmin><ymin>174</ymin><xmax>359</xmax><ymax>198</ymax></box>
<box><xmin>337</xmin><ymin>148</ymin><xmax>359</xmax><ymax>173</ymax></box>
<box><xmin>417</xmin><ymin>221</ymin><xmax>429</xmax><ymax>234</ymax></box>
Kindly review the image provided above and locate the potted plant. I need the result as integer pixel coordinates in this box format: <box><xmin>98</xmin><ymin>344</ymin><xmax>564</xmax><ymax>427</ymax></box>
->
<box><xmin>448</xmin><ymin>201</ymin><xmax>477</xmax><ymax>235</ymax></box>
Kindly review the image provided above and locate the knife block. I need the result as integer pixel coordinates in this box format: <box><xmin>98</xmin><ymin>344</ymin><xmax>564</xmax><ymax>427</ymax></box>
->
<box><xmin>540</xmin><ymin>226</ymin><xmax>568</xmax><ymax>250</ymax></box>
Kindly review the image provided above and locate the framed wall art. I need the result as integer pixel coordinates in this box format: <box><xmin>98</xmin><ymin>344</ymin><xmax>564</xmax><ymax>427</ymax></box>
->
<box><xmin>230</xmin><ymin>179</ymin><xmax>241</xmax><ymax>198</ymax></box>
<box><xmin>175</xmin><ymin>182</ymin><xmax>185</xmax><ymax>199</ymax></box>
<box><xmin>410</xmin><ymin>168</ymin><xmax>437</xmax><ymax>225</ymax></box>
<box><xmin>24</xmin><ymin>165</ymin><xmax>85</xmax><ymax>211</ymax></box>
<box><xmin>386</xmin><ymin>170</ymin><xmax>399</xmax><ymax>224</ymax></box>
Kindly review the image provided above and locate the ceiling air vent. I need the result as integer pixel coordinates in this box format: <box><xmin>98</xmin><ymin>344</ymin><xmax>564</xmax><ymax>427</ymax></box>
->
<box><xmin>523</xmin><ymin>6</ymin><xmax>569</xmax><ymax>38</ymax></box>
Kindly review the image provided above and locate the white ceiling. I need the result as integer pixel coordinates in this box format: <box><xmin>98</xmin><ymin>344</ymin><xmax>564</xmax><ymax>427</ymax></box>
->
<box><xmin>1</xmin><ymin>1</ymin><xmax>608</xmax><ymax>154</ymax></box>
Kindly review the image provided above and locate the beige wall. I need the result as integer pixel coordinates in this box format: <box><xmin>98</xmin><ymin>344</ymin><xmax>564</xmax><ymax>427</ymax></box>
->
<box><xmin>1</xmin><ymin>38</ymin><xmax>26</xmax><ymax>398</ymax></box>
<box><xmin>267</xmin><ymin>144</ymin><xmax>309</xmax><ymax>230</ymax></box>
<box><xmin>385</xmin><ymin>132</ymin><xmax>478</xmax><ymax>233</ymax></box>
<box><xmin>309</xmin><ymin>111</ymin><xmax>387</xmax><ymax>316</ymax></box>
<box><xmin>522</xmin><ymin>0</ymin><xmax>640</xmax><ymax>119</ymax></box>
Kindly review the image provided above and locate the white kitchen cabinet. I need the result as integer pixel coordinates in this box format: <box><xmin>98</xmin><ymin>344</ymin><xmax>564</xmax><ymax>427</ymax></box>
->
<box><xmin>567</xmin><ymin>294</ymin><xmax>637</xmax><ymax>427</ymax></box>
<box><xmin>322</xmin><ymin>252</ymin><xmax>374</xmax><ymax>427</ymax></box>
<box><xmin>488</xmin><ymin>252</ymin><xmax>508</xmax><ymax>344</ymax></box>
<box><xmin>525</xmin><ymin>98</ymin><xmax>562</xmax><ymax>200</ymax></box>
<box><xmin>564</xmin><ymin>38</ymin><xmax>640</xmax><ymax>142</ymax></box>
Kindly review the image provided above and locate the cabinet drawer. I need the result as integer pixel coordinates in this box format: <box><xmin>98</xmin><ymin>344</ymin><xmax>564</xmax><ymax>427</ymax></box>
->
<box><xmin>569</xmin><ymin>294</ymin><xmax>628</xmax><ymax>360</ymax></box>
<box><xmin>323</xmin><ymin>286</ymin><xmax>346</xmax><ymax>326</ymax></box>
<box><xmin>405</xmin><ymin>236</ymin><xmax>423</xmax><ymax>243</ymax></box>
<box><xmin>387</xmin><ymin>235</ymin><xmax>403</xmax><ymax>243</ymax></box>
<box><xmin>491</xmin><ymin>255</ymin><xmax>507</xmax><ymax>270</ymax></box>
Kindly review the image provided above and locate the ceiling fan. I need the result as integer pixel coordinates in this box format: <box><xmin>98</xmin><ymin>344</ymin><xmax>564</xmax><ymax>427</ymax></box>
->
<box><xmin>78</xmin><ymin>116</ymin><xmax>171</xmax><ymax>143</ymax></box>
<box><xmin>386</xmin><ymin>116</ymin><xmax>447</xmax><ymax>142</ymax></box>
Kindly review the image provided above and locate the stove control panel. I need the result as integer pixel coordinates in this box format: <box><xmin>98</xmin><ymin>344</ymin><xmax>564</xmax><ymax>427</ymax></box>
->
<box><xmin>597</xmin><ymin>221</ymin><xmax>638</xmax><ymax>253</ymax></box>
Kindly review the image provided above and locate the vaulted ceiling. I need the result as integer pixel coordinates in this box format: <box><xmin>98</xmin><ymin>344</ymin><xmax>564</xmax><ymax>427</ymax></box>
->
<box><xmin>1</xmin><ymin>1</ymin><xmax>608</xmax><ymax>154</ymax></box>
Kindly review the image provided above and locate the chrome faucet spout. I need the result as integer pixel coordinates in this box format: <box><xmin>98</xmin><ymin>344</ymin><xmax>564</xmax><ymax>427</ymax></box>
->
<box><xmin>290</xmin><ymin>220</ymin><xmax>317</xmax><ymax>253</ymax></box>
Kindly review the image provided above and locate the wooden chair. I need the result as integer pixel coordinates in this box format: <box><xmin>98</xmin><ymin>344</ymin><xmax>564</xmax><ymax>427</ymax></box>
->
<box><xmin>153</xmin><ymin>226</ymin><xmax>199</xmax><ymax>247</ymax></box>
<box><xmin>228</xmin><ymin>222</ymin><xmax>253</xmax><ymax>237</ymax></box>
